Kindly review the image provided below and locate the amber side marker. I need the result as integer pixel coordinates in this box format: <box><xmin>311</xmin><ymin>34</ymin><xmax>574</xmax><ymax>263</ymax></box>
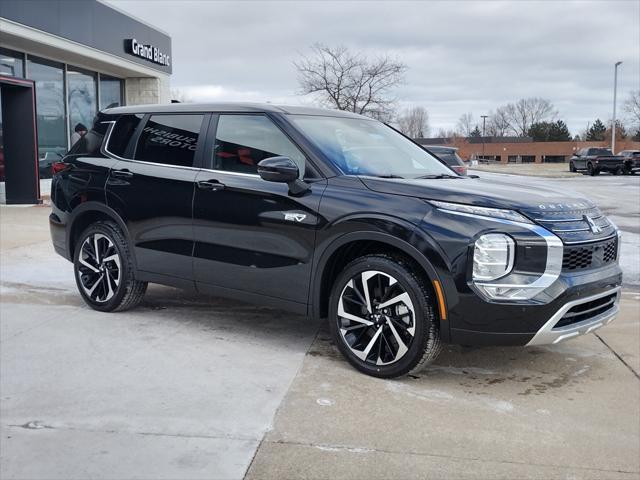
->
<box><xmin>432</xmin><ymin>280</ymin><xmax>447</xmax><ymax>320</ymax></box>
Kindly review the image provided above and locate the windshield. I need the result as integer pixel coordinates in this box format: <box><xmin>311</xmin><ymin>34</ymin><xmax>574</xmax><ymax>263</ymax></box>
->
<box><xmin>288</xmin><ymin>115</ymin><xmax>455</xmax><ymax>178</ymax></box>
<box><xmin>590</xmin><ymin>148</ymin><xmax>612</xmax><ymax>156</ymax></box>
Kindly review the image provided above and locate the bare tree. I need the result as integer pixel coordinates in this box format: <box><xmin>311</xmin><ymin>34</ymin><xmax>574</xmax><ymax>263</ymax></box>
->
<box><xmin>623</xmin><ymin>90</ymin><xmax>640</xmax><ymax>127</ymax></box>
<box><xmin>396</xmin><ymin>106</ymin><xmax>430</xmax><ymax>138</ymax></box>
<box><xmin>486</xmin><ymin>107</ymin><xmax>511</xmax><ymax>137</ymax></box>
<box><xmin>502</xmin><ymin>97</ymin><xmax>556</xmax><ymax>136</ymax></box>
<box><xmin>171</xmin><ymin>88</ymin><xmax>192</xmax><ymax>103</ymax></box>
<box><xmin>456</xmin><ymin>112</ymin><xmax>475</xmax><ymax>137</ymax></box>
<box><xmin>295</xmin><ymin>44</ymin><xmax>407</xmax><ymax>122</ymax></box>
<box><xmin>436</xmin><ymin>128</ymin><xmax>458</xmax><ymax>138</ymax></box>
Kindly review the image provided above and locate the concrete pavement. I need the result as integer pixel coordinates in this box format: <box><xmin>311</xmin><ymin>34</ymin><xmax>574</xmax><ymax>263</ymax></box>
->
<box><xmin>0</xmin><ymin>206</ymin><xmax>320</xmax><ymax>479</ymax></box>
<box><xmin>246</xmin><ymin>296</ymin><xmax>640</xmax><ymax>479</ymax></box>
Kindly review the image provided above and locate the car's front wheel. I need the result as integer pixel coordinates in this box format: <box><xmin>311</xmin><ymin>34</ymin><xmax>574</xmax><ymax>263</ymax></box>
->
<box><xmin>74</xmin><ymin>221</ymin><xmax>147</xmax><ymax>312</ymax></box>
<box><xmin>328</xmin><ymin>254</ymin><xmax>442</xmax><ymax>378</ymax></box>
<box><xmin>569</xmin><ymin>161</ymin><xmax>576</xmax><ymax>172</ymax></box>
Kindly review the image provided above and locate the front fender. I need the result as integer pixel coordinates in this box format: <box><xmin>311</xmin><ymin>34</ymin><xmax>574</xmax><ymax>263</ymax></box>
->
<box><xmin>310</xmin><ymin>216</ymin><xmax>453</xmax><ymax>341</ymax></box>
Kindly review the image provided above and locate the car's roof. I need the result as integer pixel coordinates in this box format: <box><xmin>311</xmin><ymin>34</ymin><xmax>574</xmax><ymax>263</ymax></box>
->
<box><xmin>104</xmin><ymin>102</ymin><xmax>370</xmax><ymax>119</ymax></box>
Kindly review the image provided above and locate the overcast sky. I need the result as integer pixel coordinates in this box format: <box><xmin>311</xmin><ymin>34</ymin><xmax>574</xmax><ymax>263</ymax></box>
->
<box><xmin>109</xmin><ymin>0</ymin><xmax>639</xmax><ymax>135</ymax></box>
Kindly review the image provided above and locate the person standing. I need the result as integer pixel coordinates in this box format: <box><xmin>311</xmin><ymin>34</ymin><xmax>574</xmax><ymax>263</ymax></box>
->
<box><xmin>70</xmin><ymin>123</ymin><xmax>87</xmax><ymax>146</ymax></box>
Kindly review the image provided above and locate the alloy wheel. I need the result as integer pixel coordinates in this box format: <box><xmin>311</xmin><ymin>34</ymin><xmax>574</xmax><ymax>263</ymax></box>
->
<box><xmin>77</xmin><ymin>233</ymin><xmax>121</xmax><ymax>303</ymax></box>
<box><xmin>337</xmin><ymin>270</ymin><xmax>416</xmax><ymax>366</ymax></box>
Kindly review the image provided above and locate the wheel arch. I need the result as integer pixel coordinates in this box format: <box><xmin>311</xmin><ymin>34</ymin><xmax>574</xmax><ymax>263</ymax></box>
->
<box><xmin>310</xmin><ymin>231</ymin><xmax>449</xmax><ymax>339</ymax></box>
<box><xmin>67</xmin><ymin>202</ymin><xmax>137</xmax><ymax>274</ymax></box>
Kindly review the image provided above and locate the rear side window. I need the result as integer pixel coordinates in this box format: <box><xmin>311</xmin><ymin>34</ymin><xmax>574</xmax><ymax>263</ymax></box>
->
<box><xmin>214</xmin><ymin>114</ymin><xmax>306</xmax><ymax>176</ymax></box>
<box><xmin>107</xmin><ymin>114</ymin><xmax>143</xmax><ymax>157</ymax></box>
<box><xmin>437</xmin><ymin>152</ymin><xmax>462</xmax><ymax>166</ymax></box>
<box><xmin>134</xmin><ymin>114</ymin><xmax>203</xmax><ymax>167</ymax></box>
<box><xmin>67</xmin><ymin>119</ymin><xmax>110</xmax><ymax>156</ymax></box>
<box><xmin>67</xmin><ymin>131</ymin><xmax>103</xmax><ymax>156</ymax></box>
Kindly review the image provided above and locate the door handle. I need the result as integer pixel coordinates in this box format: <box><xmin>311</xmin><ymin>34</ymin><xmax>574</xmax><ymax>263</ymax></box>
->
<box><xmin>111</xmin><ymin>169</ymin><xmax>134</xmax><ymax>179</ymax></box>
<box><xmin>197</xmin><ymin>180</ymin><xmax>225</xmax><ymax>191</ymax></box>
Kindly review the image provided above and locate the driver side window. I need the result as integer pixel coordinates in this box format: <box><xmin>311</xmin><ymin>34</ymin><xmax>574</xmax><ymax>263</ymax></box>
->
<box><xmin>213</xmin><ymin>114</ymin><xmax>307</xmax><ymax>177</ymax></box>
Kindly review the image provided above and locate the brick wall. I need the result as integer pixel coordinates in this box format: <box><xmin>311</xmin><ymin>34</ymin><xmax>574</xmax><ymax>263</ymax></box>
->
<box><xmin>447</xmin><ymin>140</ymin><xmax>640</xmax><ymax>163</ymax></box>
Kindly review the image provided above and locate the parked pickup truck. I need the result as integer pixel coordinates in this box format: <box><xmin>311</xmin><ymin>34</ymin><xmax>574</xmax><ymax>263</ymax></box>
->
<box><xmin>619</xmin><ymin>150</ymin><xmax>640</xmax><ymax>175</ymax></box>
<box><xmin>569</xmin><ymin>147</ymin><xmax>625</xmax><ymax>176</ymax></box>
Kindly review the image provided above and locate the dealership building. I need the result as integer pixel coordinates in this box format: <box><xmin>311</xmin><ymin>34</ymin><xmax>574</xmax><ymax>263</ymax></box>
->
<box><xmin>0</xmin><ymin>0</ymin><xmax>172</xmax><ymax>203</ymax></box>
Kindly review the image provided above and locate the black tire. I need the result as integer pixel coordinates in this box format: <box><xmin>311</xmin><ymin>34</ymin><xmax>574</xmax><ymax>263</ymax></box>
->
<box><xmin>328</xmin><ymin>254</ymin><xmax>441</xmax><ymax>378</ymax></box>
<box><xmin>569</xmin><ymin>161</ymin><xmax>576</xmax><ymax>173</ymax></box>
<box><xmin>587</xmin><ymin>162</ymin><xmax>599</xmax><ymax>176</ymax></box>
<box><xmin>613</xmin><ymin>166</ymin><xmax>623</xmax><ymax>176</ymax></box>
<box><xmin>73</xmin><ymin>221</ymin><xmax>147</xmax><ymax>312</ymax></box>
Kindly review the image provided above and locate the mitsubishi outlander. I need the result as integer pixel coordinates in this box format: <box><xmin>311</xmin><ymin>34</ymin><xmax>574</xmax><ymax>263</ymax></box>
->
<box><xmin>50</xmin><ymin>103</ymin><xmax>622</xmax><ymax>378</ymax></box>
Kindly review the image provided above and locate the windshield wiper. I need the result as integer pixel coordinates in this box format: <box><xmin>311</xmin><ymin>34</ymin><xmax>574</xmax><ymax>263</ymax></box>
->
<box><xmin>375</xmin><ymin>174</ymin><xmax>405</xmax><ymax>179</ymax></box>
<box><xmin>415</xmin><ymin>174</ymin><xmax>462</xmax><ymax>179</ymax></box>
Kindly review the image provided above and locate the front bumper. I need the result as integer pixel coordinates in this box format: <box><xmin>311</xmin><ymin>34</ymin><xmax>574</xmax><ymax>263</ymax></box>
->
<box><xmin>525</xmin><ymin>286</ymin><xmax>620</xmax><ymax>346</ymax></box>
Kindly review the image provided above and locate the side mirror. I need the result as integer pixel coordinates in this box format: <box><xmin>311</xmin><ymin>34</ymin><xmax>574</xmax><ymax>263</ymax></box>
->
<box><xmin>258</xmin><ymin>156</ymin><xmax>299</xmax><ymax>183</ymax></box>
<box><xmin>257</xmin><ymin>156</ymin><xmax>310</xmax><ymax>195</ymax></box>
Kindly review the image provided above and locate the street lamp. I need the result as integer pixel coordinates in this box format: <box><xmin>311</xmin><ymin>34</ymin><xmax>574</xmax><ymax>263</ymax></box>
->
<box><xmin>612</xmin><ymin>61</ymin><xmax>623</xmax><ymax>154</ymax></box>
<box><xmin>481</xmin><ymin>115</ymin><xmax>488</xmax><ymax>162</ymax></box>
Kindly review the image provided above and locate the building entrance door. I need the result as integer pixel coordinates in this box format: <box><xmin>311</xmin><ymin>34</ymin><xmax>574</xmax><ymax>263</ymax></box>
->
<box><xmin>0</xmin><ymin>75</ymin><xmax>40</xmax><ymax>204</ymax></box>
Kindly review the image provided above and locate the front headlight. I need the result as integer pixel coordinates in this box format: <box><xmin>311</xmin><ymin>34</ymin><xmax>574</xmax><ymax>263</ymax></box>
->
<box><xmin>473</xmin><ymin>234</ymin><xmax>515</xmax><ymax>281</ymax></box>
<box><xmin>429</xmin><ymin>200</ymin><xmax>533</xmax><ymax>224</ymax></box>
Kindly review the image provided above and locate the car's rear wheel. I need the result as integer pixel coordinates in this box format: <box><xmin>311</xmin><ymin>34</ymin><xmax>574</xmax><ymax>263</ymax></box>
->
<box><xmin>587</xmin><ymin>162</ymin><xmax>599</xmax><ymax>176</ymax></box>
<box><xmin>328</xmin><ymin>254</ymin><xmax>441</xmax><ymax>378</ymax></box>
<box><xmin>74</xmin><ymin>221</ymin><xmax>147</xmax><ymax>312</ymax></box>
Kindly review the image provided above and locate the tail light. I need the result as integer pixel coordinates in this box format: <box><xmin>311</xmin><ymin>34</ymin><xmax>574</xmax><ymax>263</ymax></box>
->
<box><xmin>451</xmin><ymin>165</ymin><xmax>467</xmax><ymax>176</ymax></box>
<box><xmin>52</xmin><ymin>162</ymin><xmax>72</xmax><ymax>175</ymax></box>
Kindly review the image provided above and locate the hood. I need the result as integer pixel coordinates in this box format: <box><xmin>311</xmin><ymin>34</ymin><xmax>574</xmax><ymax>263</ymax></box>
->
<box><xmin>358</xmin><ymin>176</ymin><xmax>593</xmax><ymax>212</ymax></box>
<box><xmin>359</xmin><ymin>176</ymin><xmax>618</xmax><ymax>243</ymax></box>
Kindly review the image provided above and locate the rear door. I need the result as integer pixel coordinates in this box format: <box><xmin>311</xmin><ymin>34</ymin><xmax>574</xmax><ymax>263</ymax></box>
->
<box><xmin>192</xmin><ymin>113</ymin><xmax>326</xmax><ymax>307</ymax></box>
<box><xmin>105</xmin><ymin>113</ymin><xmax>208</xmax><ymax>282</ymax></box>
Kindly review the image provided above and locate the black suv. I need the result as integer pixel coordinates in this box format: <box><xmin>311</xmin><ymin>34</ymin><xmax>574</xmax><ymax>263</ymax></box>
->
<box><xmin>50</xmin><ymin>103</ymin><xmax>622</xmax><ymax>378</ymax></box>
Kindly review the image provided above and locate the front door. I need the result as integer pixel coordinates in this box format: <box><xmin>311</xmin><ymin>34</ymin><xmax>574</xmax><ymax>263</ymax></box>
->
<box><xmin>193</xmin><ymin>113</ymin><xmax>326</xmax><ymax>306</ymax></box>
<box><xmin>106</xmin><ymin>113</ymin><xmax>207</xmax><ymax>280</ymax></box>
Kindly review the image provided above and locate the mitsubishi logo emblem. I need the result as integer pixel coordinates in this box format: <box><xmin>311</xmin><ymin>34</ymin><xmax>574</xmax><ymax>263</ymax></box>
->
<box><xmin>584</xmin><ymin>215</ymin><xmax>602</xmax><ymax>234</ymax></box>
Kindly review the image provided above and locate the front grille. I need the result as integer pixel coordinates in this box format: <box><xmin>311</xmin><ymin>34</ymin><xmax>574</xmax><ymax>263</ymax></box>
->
<box><xmin>524</xmin><ymin>206</ymin><xmax>615</xmax><ymax>244</ymax></box>
<box><xmin>562</xmin><ymin>237</ymin><xmax>618</xmax><ymax>271</ymax></box>
<box><xmin>554</xmin><ymin>293</ymin><xmax>617</xmax><ymax>328</ymax></box>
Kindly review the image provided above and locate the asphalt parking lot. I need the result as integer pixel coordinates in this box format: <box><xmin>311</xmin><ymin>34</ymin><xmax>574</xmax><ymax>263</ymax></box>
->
<box><xmin>1</xmin><ymin>172</ymin><xmax>639</xmax><ymax>479</ymax></box>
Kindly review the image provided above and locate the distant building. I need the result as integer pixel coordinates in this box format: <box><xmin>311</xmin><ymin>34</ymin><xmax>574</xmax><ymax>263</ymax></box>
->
<box><xmin>415</xmin><ymin>137</ymin><xmax>640</xmax><ymax>163</ymax></box>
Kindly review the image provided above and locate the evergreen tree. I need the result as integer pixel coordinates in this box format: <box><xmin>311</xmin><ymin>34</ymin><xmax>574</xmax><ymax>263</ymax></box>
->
<box><xmin>586</xmin><ymin>119</ymin><xmax>606</xmax><ymax>141</ymax></box>
<box><xmin>469</xmin><ymin>125</ymin><xmax>482</xmax><ymax>138</ymax></box>
<box><xmin>548</xmin><ymin>120</ymin><xmax>572</xmax><ymax>141</ymax></box>
<box><xmin>528</xmin><ymin>122</ymin><xmax>551</xmax><ymax>141</ymax></box>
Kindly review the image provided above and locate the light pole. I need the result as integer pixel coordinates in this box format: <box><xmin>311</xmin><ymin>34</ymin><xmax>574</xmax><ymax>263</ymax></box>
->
<box><xmin>481</xmin><ymin>115</ymin><xmax>488</xmax><ymax>161</ymax></box>
<box><xmin>612</xmin><ymin>61</ymin><xmax>623</xmax><ymax>154</ymax></box>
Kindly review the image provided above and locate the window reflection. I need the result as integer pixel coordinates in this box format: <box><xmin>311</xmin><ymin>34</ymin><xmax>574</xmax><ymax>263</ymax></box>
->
<box><xmin>99</xmin><ymin>75</ymin><xmax>123</xmax><ymax>110</ymax></box>
<box><xmin>27</xmin><ymin>57</ymin><xmax>66</xmax><ymax>179</ymax></box>
<box><xmin>0</xmin><ymin>47</ymin><xmax>24</xmax><ymax>77</ymax></box>
<box><xmin>68</xmin><ymin>68</ymin><xmax>97</xmax><ymax>148</ymax></box>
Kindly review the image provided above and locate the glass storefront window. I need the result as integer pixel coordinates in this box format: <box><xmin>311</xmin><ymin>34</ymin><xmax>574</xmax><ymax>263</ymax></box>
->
<box><xmin>27</xmin><ymin>57</ymin><xmax>66</xmax><ymax>179</ymax></box>
<box><xmin>68</xmin><ymin>67</ymin><xmax>97</xmax><ymax>148</ymax></box>
<box><xmin>99</xmin><ymin>75</ymin><xmax>123</xmax><ymax>110</ymax></box>
<box><xmin>0</xmin><ymin>47</ymin><xmax>24</xmax><ymax>77</ymax></box>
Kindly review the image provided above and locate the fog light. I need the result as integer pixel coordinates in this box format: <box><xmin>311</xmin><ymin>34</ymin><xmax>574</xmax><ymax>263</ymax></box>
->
<box><xmin>473</xmin><ymin>234</ymin><xmax>515</xmax><ymax>281</ymax></box>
